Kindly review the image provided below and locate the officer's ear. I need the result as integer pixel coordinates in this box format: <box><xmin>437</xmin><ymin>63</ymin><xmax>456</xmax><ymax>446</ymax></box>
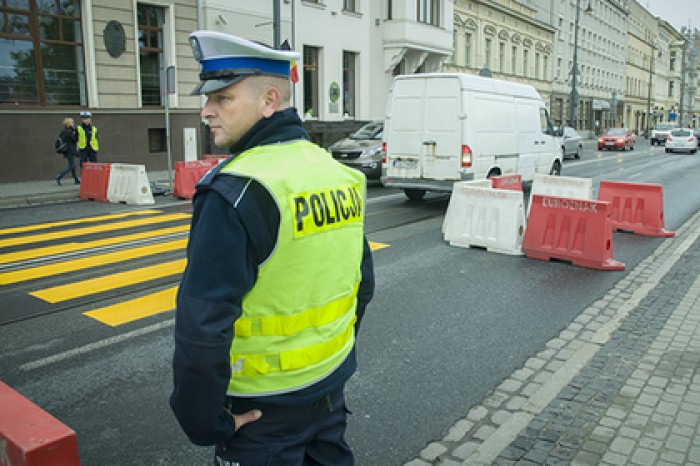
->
<box><xmin>260</xmin><ymin>85</ymin><xmax>282</xmax><ymax>118</ymax></box>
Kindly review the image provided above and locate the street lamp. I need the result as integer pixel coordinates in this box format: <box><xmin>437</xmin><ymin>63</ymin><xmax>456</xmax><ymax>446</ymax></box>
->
<box><xmin>645</xmin><ymin>42</ymin><xmax>658</xmax><ymax>139</ymax></box>
<box><xmin>568</xmin><ymin>0</ymin><xmax>592</xmax><ymax>129</ymax></box>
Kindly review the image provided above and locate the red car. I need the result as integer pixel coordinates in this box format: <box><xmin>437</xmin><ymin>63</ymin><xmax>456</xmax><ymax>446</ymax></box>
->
<box><xmin>597</xmin><ymin>128</ymin><xmax>636</xmax><ymax>151</ymax></box>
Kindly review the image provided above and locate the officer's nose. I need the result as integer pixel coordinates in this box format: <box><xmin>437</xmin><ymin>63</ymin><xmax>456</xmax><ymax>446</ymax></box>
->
<box><xmin>201</xmin><ymin>97</ymin><xmax>215</xmax><ymax>120</ymax></box>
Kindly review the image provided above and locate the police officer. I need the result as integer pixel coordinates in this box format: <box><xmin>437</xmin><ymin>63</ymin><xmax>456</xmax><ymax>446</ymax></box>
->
<box><xmin>77</xmin><ymin>110</ymin><xmax>99</xmax><ymax>166</ymax></box>
<box><xmin>169</xmin><ymin>31</ymin><xmax>375</xmax><ymax>465</ymax></box>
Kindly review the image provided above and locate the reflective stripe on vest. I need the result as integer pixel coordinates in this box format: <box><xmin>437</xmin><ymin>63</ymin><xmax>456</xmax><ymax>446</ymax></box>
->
<box><xmin>77</xmin><ymin>126</ymin><xmax>99</xmax><ymax>151</ymax></box>
<box><xmin>220</xmin><ymin>139</ymin><xmax>366</xmax><ymax>397</ymax></box>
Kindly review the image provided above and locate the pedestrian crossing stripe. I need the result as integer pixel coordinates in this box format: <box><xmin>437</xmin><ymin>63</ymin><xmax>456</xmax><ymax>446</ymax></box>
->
<box><xmin>85</xmin><ymin>287</ymin><xmax>178</xmax><ymax>327</ymax></box>
<box><xmin>30</xmin><ymin>258</ymin><xmax>187</xmax><ymax>303</ymax></box>
<box><xmin>31</xmin><ymin>246</ymin><xmax>389</xmax><ymax>305</ymax></box>
<box><xmin>0</xmin><ymin>210</ymin><xmax>162</xmax><ymax>237</ymax></box>
<box><xmin>3</xmin><ymin>207</ymin><xmax>389</xmax><ymax>326</ymax></box>
<box><xmin>0</xmin><ymin>213</ymin><xmax>191</xmax><ymax>248</ymax></box>
<box><xmin>369</xmin><ymin>241</ymin><xmax>388</xmax><ymax>251</ymax></box>
<box><xmin>0</xmin><ymin>238</ymin><xmax>188</xmax><ymax>285</ymax></box>
<box><xmin>80</xmin><ymin>240</ymin><xmax>389</xmax><ymax>327</ymax></box>
<box><xmin>0</xmin><ymin>224</ymin><xmax>190</xmax><ymax>266</ymax></box>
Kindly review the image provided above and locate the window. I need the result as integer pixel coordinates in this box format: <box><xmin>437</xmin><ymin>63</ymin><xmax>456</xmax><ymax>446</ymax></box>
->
<box><xmin>465</xmin><ymin>32</ymin><xmax>472</xmax><ymax>67</ymax></box>
<box><xmin>669</xmin><ymin>81</ymin><xmax>674</xmax><ymax>97</ymax></box>
<box><xmin>342</xmin><ymin>51</ymin><xmax>356</xmax><ymax>117</ymax></box>
<box><xmin>499</xmin><ymin>42</ymin><xmax>505</xmax><ymax>72</ymax></box>
<box><xmin>539</xmin><ymin>108</ymin><xmax>551</xmax><ymax>134</ymax></box>
<box><xmin>386</xmin><ymin>0</ymin><xmax>392</xmax><ymax>19</ymax></box>
<box><xmin>0</xmin><ymin>0</ymin><xmax>86</xmax><ymax>106</ymax></box>
<box><xmin>417</xmin><ymin>0</ymin><xmax>439</xmax><ymax>26</ymax></box>
<box><xmin>484</xmin><ymin>38</ymin><xmax>492</xmax><ymax>70</ymax></box>
<box><xmin>523</xmin><ymin>48</ymin><xmax>529</xmax><ymax>77</ymax></box>
<box><xmin>148</xmin><ymin>128</ymin><xmax>166</xmax><ymax>152</ymax></box>
<box><xmin>670</xmin><ymin>51</ymin><xmax>676</xmax><ymax>71</ymax></box>
<box><xmin>557</xmin><ymin>57</ymin><xmax>562</xmax><ymax>78</ymax></box>
<box><xmin>543</xmin><ymin>55</ymin><xmax>548</xmax><ymax>81</ymax></box>
<box><xmin>343</xmin><ymin>0</ymin><xmax>356</xmax><ymax>12</ymax></box>
<box><xmin>449</xmin><ymin>29</ymin><xmax>457</xmax><ymax>64</ymax></box>
<box><xmin>511</xmin><ymin>46</ymin><xmax>517</xmax><ymax>74</ymax></box>
<box><xmin>303</xmin><ymin>45</ymin><xmax>319</xmax><ymax>118</ymax></box>
<box><xmin>558</xmin><ymin>17</ymin><xmax>564</xmax><ymax>40</ymax></box>
<box><xmin>535</xmin><ymin>52</ymin><xmax>540</xmax><ymax>79</ymax></box>
<box><xmin>138</xmin><ymin>4</ymin><xmax>165</xmax><ymax>106</ymax></box>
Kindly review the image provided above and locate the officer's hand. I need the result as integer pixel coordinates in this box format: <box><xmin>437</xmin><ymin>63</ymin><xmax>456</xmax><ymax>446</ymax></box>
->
<box><xmin>231</xmin><ymin>409</ymin><xmax>262</xmax><ymax>432</ymax></box>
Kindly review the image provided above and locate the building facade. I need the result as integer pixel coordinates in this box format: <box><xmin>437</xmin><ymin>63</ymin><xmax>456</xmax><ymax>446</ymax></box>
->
<box><xmin>1</xmin><ymin>0</ymin><xmax>698</xmax><ymax>183</ymax></box>
<box><xmin>204</xmin><ymin>0</ymin><xmax>453</xmax><ymax>148</ymax></box>
<box><xmin>529</xmin><ymin>0</ymin><xmax>628</xmax><ymax>137</ymax></box>
<box><xmin>625</xmin><ymin>0</ymin><xmax>657</xmax><ymax>135</ymax></box>
<box><xmin>445</xmin><ymin>0</ymin><xmax>555</xmax><ymax>109</ymax></box>
<box><xmin>0</xmin><ymin>0</ymin><xmax>201</xmax><ymax>183</ymax></box>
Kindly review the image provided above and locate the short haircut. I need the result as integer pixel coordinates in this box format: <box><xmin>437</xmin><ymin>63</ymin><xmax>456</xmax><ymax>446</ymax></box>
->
<box><xmin>63</xmin><ymin>118</ymin><xmax>74</xmax><ymax>128</ymax></box>
<box><xmin>248</xmin><ymin>75</ymin><xmax>291</xmax><ymax>106</ymax></box>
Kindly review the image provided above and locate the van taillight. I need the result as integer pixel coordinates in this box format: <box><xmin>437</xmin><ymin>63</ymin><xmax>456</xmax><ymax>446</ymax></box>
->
<box><xmin>381</xmin><ymin>142</ymin><xmax>387</xmax><ymax>164</ymax></box>
<box><xmin>461</xmin><ymin>145</ymin><xmax>472</xmax><ymax>168</ymax></box>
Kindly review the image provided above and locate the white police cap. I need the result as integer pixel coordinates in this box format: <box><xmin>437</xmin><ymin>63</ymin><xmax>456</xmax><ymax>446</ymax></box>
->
<box><xmin>189</xmin><ymin>30</ymin><xmax>301</xmax><ymax>95</ymax></box>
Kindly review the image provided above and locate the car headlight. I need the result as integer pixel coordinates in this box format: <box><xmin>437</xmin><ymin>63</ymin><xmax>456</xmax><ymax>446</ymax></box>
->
<box><xmin>360</xmin><ymin>147</ymin><xmax>381</xmax><ymax>158</ymax></box>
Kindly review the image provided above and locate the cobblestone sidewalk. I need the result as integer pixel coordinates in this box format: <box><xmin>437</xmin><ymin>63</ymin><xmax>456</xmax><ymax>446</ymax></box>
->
<box><xmin>406</xmin><ymin>208</ymin><xmax>700</xmax><ymax>466</ymax></box>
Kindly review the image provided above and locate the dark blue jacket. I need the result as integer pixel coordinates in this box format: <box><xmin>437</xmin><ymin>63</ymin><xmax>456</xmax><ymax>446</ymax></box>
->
<box><xmin>170</xmin><ymin>108</ymin><xmax>375</xmax><ymax>446</ymax></box>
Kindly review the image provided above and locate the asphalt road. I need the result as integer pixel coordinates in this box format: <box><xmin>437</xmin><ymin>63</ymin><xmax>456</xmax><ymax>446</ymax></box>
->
<box><xmin>1</xmin><ymin>139</ymin><xmax>699</xmax><ymax>465</ymax></box>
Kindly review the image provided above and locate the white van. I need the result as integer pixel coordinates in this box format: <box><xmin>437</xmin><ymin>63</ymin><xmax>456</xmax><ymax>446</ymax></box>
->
<box><xmin>382</xmin><ymin>73</ymin><xmax>562</xmax><ymax>200</ymax></box>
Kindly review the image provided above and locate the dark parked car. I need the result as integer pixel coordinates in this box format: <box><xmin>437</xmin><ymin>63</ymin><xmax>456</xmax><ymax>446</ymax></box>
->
<box><xmin>598</xmin><ymin>128</ymin><xmax>635</xmax><ymax>151</ymax></box>
<box><xmin>329</xmin><ymin>121</ymin><xmax>383</xmax><ymax>179</ymax></box>
<box><xmin>694</xmin><ymin>128</ymin><xmax>700</xmax><ymax>148</ymax></box>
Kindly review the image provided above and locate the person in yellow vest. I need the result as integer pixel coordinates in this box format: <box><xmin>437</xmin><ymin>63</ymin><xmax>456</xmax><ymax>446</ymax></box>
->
<box><xmin>77</xmin><ymin>110</ymin><xmax>99</xmax><ymax>167</ymax></box>
<box><xmin>170</xmin><ymin>31</ymin><xmax>375</xmax><ymax>465</ymax></box>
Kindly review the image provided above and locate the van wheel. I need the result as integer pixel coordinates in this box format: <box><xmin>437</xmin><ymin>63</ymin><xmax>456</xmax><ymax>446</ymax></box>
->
<box><xmin>549</xmin><ymin>161</ymin><xmax>562</xmax><ymax>176</ymax></box>
<box><xmin>486</xmin><ymin>169</ymin><xmax>500</xmax><ymax>179</ymax></box>
<box><xmin>575</xmin><ymin>146</ymin><xmax>581</xmax><ymax>159</ymax></box>
<box><xmin>404</xmin><ymin>189</ymin><xmax>426</xmax><ymax>201</ymax></box>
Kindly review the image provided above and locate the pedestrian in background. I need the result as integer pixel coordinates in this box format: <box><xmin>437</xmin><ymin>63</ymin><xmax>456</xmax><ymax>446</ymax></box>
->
<box><xmin>77</xmin><ymin>111</ymin><xmax>99</xmax><ymax>166</ymax></box>
<box><xmin>170</xmin><ymin>31</ymin><xmax>375</xmax><ymax>465</ymax></box>
<box><xmin>54</xmin><ymin>117</ymin><xmax>80</xmax><ymax>186</ymax></box>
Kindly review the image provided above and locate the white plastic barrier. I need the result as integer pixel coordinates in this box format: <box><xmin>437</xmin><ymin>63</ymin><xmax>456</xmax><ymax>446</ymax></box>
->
<box><xmin>106</xmin><ymin>163</ymin><xmax>155</xmax><ymax>205</ymax></box>
<box><xmin>442</xmin><ymin>180</ymin><xmax>493</xmax><ymax>235</ymax></box>
<box><xmin>443</xmin><ymin>185</ymin><xmax>526</xmax><ymax>255</ymax></box>
<box><xmin>527</xmin><ymin>174</ymin><xmax>592</xmax><ymax>217</ymax></box>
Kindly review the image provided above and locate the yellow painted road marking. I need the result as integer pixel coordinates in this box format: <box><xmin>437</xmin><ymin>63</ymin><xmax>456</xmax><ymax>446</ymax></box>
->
<box><xmin>31</xmin><ymin>259</ymin><xmax>187</xmax><ymax>303</ymax></box>
<box><xmin>0</xmin><ymin>213</ymin><xmax>191</xmax><ymax>249</ymax></box>
<box><xmin>369</xmin><ymin>241</ymin><xmax>389</xmax><ymax>251</ymax></box>
<box><xmin>0</xmin><ymin>224</ymin><xmax>190</xmax><ymax>265</ymax></box>
<box><xmin>0</xmin><ymin>210</ymin><xmax>162</xmax><ymax>236</ymax></box>
<box><xmin>83</xmin><ymin>242</ymin><xmax>389</xmax><ymax>327</ymax></box>
<box><xmin>85</xmin><ymin>286</ymin><xmax>178</xmax><ymax>326</ymax></box>
<box><xmin>35</xmin><ymin>243</ymin><xmax>387</xmax><ymax>304</ymax></box>
<box><xmin>0</xmin><ymin>238</ymin><xmax>187</xmax><ymax>285</ymax></box>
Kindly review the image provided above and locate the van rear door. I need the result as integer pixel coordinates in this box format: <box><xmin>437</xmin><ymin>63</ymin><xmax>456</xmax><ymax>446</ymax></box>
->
<box><xmin>421</xmin><ymin>77</ymin><xmax>462</xmax><ymax>180</ymax></box>
<box><xmin>385</xmin><ymin>78</ymin><xmax>425</xmax><ymax>180</ymax></box>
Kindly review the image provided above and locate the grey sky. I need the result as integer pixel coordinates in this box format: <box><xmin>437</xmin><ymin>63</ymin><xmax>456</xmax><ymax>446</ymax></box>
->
<box><xmin>644</xmin><ymin>0</ymin><xmax>699</xmax><ymax>32</ymax></box>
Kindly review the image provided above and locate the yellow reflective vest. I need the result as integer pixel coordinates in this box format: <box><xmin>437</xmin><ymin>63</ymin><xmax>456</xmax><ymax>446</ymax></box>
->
<box><xmin>77</xmin><ymin>125</ymin><xmax>99</xmax><ymax>151</ymax></box>
<box><xmin>219</xmin><ymin>140</ymin><xmax>366</xmax><ymax>397</ymax></box>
